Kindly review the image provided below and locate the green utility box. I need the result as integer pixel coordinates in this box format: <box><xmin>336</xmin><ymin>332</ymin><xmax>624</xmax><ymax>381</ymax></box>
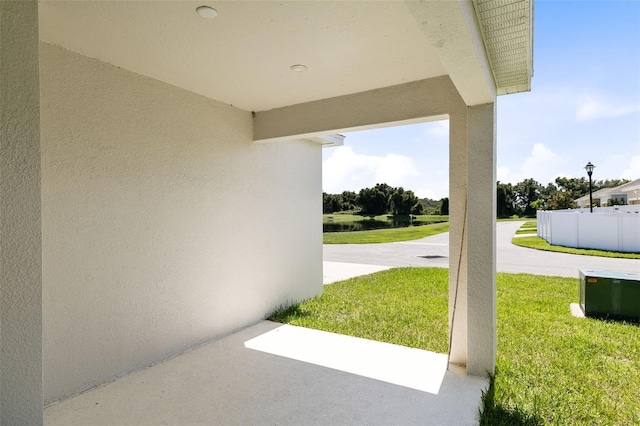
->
<box><xmin>579</xmin><ymin>270</ymin><xmax>640</xmax><ymax>321</ymax></box>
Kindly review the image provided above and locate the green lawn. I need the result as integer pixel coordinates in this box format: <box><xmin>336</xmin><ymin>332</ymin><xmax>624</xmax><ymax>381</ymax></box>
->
<box><xmin>271</xmin><ymin>268</ymin><xmax>448</xmax><ymax>352</ymax></box>
<box><xmin>323</xmin><ymin>222</ymin><xmax>449</xmax><ymax>244</ymax></box>
<box><xmin>514</xmin><ymin>220</ymin><xmax>537</xmax><ymax>234</ymax></box>
<box><xmin>513</xmin><ymin>236</ymin><xmax>640</xmax><ymax>259</ymax></box>
<box><xmin>270</xmin><ymin>268</ymin><xmax>640</xmax><ymax>425</ymax></box>
<box><xmin>515</xmin><ymin>229</ymin><xmax>537</xmax><ymax>234</ymax></box>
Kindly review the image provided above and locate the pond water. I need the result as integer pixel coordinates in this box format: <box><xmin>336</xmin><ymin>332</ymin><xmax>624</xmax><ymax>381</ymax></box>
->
<box><xmin>323</xmin><ymin>218</ymin><xmax>445</xmax><ymax>233</ymax></box>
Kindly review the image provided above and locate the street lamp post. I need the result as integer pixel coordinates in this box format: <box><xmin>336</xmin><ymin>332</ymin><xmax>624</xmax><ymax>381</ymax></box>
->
<box><xmin>585</xmin><ymin>161</ymin><xmax>595</xmax><ymax>213</ymax></box>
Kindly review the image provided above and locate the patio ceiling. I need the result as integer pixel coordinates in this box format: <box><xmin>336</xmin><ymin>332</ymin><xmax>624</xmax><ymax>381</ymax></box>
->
<box><xmin>38</xmin><ymin>1</ymin><xmax>533</xmax><ymax>112</ymax></box>
<box><xmin>39</xmin><ymin>1</ymin><xmax>447</xmax><ymax>112</ymax></box>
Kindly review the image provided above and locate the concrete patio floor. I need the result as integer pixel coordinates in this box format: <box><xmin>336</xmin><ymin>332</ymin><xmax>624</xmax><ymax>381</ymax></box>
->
<box><xmin>45</xmin><ymin>321</ymin><xmax>488</xmax><ymax>426</ymax></box>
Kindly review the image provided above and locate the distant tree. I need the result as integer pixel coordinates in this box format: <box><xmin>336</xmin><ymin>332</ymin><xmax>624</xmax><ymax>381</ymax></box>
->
<box><xmin>419</xmin><ymin>197</ymin><xmax>440</xmax><ymax>214</ymax></box>
<box><xmin>357</xmin><ymin>186</ymin><xmax>388</xmax><ymax>216</ymax></box>
<box><xmin>540</xmin><ymin>182</ymin><xmax>558</xmax><ymax>201</ymax></box>
<box><xmin>327</xmin><ymin>176</ymin><xmax>630</xmax><ymax>216</ymax></box>
<box><xmin>389</xmin><ymin>188</ymin><xmax>403</xmax><ymax>215</ymax></box>
<box><xmin>547</xmin><ymin>177</ymin><xmax>629</xmax><ymax>210</ymax></box>
<box><xmin>373</xmin><ymin>183</ymin><xmax>394</xmax><ymax>202</ymax></box>
<box><xmin>555</xmin><ymin>177</ymin><xmax>590</xmax><ymax>200</ymax></box>
<box><xmin>410</xmin><ymin>198</ymin><xmax>424</xmax><ymax>215</ymax></box>
<box><xmin>530</xmin><ymin>198</ymin><xmax>545</xmax><ymax>211</ymax></box>
<box><xmin>514</xmin><ymin>178</ymin><xmax>543</xmax><ymax>216</ymax></box>
<box><xmin>322</xmin><ymin>192</ymin><xmax>341</xmax><ymax>214</ymax></box>
<box><xmin>597</xmin><ymin>179</ymin><xmax>630</xmax><ymax>190</ymax></box>
<box><xmin>439</xmin><ymin>197</ymin><xmax>449</xmax><ymax>216</ymax></box>
<box><xmin>389</xmin><ymin>187</ymin><xmax>422</xmax><ymax>215</ymax></box>
<box><xmin>340</xmin><ymin>191</ymin><xmax>358</xmax><ymax>211</ymax></box>
<box><xmin>496</xmin><ymin>182</ymin><xmax>517</xmax><ymax>217</ymax></box>
<box><xmin>546</xmin><ymin>190</ymin><xmax>577</xmax><ymax>210</ymax></box>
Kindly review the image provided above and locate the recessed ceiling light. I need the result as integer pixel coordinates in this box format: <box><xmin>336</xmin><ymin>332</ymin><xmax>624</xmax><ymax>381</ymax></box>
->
<box><xmin>290</xmin><ymin>64</ymin><xmax>308</xmax><ymax>72</ymax></box>
<box><xmin>196</xmin><ymin>6</ymin><xmax>217</xmax><ymax>19</ymax></box>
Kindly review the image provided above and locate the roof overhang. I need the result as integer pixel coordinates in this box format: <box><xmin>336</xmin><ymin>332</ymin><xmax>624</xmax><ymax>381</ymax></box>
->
<box><xmin>38</xmin><ymin>1</ymin><xmax>533</xmax><ymax>112</ymax></box>
<box><xmin>472</xmin><ymin>0</ymin><xmax>534</xmax><ymax>95</ymax></box>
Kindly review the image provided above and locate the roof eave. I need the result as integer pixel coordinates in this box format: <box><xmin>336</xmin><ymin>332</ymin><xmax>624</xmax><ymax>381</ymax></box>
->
<box><xmin>497</xmin><ymin>81</ymin><xmax>531</xmax><ymax>95</ymax></box>
<box><xmin>473</xmin><ymin>0</ymin><xmax>534</xmax><ymax>96</ymax></box>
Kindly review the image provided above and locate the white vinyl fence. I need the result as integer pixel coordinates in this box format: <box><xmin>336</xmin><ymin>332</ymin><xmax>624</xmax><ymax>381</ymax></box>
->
<box><xmin>537</xmin><ymin>206</ymin><xmax>640</xmax><ymax>253</ymax></box>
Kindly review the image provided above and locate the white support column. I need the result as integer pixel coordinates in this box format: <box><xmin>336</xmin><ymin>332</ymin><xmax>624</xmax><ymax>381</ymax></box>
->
<box><xmin>448</xmin><ymin>108</ymin><xmax>468</xmax><ymax>367</ymax></box>
<box><xmin>0</xmin><ymin>1</ymin><xmax>43</xmax><ymax>424</ymax></box>
<box><xmin>465</xmin><ymin>103</ymin><xmax>497</xmax><ymax>376</ymax></box>
<box><xmin>448</xmin><ymin>103</ymin><xmax>496</xmax><ymax>376</ymax></box>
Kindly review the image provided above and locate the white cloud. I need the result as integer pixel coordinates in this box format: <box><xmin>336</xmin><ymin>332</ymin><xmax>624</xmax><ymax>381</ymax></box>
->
<box><xmin>576</xmin><ymin>94</ymin><xmax>640</xmax><ymax>121</ymax></box>
<box><xmin>497</xmin><ymin>166</ymin><xmax>511</xmax><ymax>183</ymax></box>
<box><xmin>520</xmin><ymin>143</ymin><xmax>564</xmax><ymax>183</ymax></box>
<box><xmin>426</xmin><ymin>120</ymin><xmax>449</xmax><ymax>139</ymax></box>
<box><xmin>499</xmin><ymin>143</ymin><xmax>567</xmax><ymax>185</ymax></box>
<box><xmin>621</xmin><ymin>155</ymin><xmax>640</xmax><ymax>180</ymax></box>
<box><xmin>373</xmin><ymin>154</ymin><xmax>419</xmax><ymax>186</ymax></box>
<box><xmin>415</xmin><ymin>188</ymin><xmax>437</xmax><ymax>199</ymax></box>
<box><xmin>415</xmin><ymin>181</ymin><xmax>449</xmax><ymax>200</ymax></box>
<box><xmin>322</xmin><ymin>146</ymin><xmax>419</xmax><ymax>194</ymax></box>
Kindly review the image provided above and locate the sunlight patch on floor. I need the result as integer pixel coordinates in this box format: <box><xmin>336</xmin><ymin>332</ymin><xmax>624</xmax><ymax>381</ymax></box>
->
<box><xmin>244</xmin><ymin>324</ymin><xmax>447</xmax><ymax>394</ymax></box>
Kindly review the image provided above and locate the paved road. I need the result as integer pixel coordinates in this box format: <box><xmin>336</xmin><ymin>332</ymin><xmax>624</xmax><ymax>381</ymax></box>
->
<box><xmin>323</xmin><ymin>221</ymin><xmax>639</xmax><ymax>278</ymax></box>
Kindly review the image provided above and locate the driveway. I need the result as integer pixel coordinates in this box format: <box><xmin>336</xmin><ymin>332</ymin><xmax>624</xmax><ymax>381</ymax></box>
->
<box><xmin>324</xmin><ymin>221</ymin><xmax>639</xmax><ymax>278</ymax></box>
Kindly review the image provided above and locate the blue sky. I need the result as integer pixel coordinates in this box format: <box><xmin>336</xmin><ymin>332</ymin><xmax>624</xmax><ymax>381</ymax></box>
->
<box><xmin>322</xmin><ymin>1</ymin><xmax>640</xmax><ymax>200</ymax></box>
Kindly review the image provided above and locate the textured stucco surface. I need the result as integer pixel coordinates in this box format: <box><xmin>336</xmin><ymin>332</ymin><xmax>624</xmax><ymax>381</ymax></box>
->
<box><xmin>254</xmin><ymin>77</ymin><xmax>454</xmax><ymax>142</ymax></box>
<box><xmin>405</xmin><ymin>0</ymin><xmax>496</xmax><ymax>106</ymax></box>
<box><xmin>448</xmin><ymin>108</ymin><xmax>469</xmax><ymax>368</ymax></box>
<box><xmin>38</xmin><ymin>1</ymin><xmax>447</xmax><ymax>112</ymax></box>
<box><xmin>465</xmin><ymin>103</ymin><xmax>497</xmax><ymax>375</ymax></box>
<box><xmin>0</xmin><ymin>1</ymin><xmax>43</xmax><ymax>424</ymax></box>
<box><xmin>40</xmin><ymin>43</ymin><xmax>322</xmax><ymax>404</ymax></box>
<box><xmin>448</xmin><ymin>102</ymin><xmax>497</xmax><ymax>375</ymax></box>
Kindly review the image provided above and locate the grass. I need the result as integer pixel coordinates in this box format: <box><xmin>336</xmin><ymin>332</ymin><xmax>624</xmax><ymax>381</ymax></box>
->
<box><xmin>484</xmin><ymin>273</ymin><xmax>640</xmax><ymax>425</ymax></box>
<box><xmin>323</xmin><ymin>222</ymin><xmax>449</xmax><ymax>244</ymax></box>
<box><xmin>515</xmin><ymin>229</ymin><xmax>537</xmax><ymax>234</ymax></box>
<box><xmin>515</xmin><ymin>220</ymin><xmax>537</xmax><ymax>234</ymax></box>
<box><xmin>323</xmin><ymin>216</ymin><xmax>528</xmax><ymax>244</ymax></box>
<box><xmin>270</xmin><ymin>268</ymin><xmax>448</xmax><ymax>352</ymax></box>
<box><xmin>270</xmin><ymin>268</ymin><xmax>640</xmax><ymax>425</ymax></box>
<box><xmin>513</xmin><ymin>236</ymin><xmax>640</xmax><ymax>259</ymax></box>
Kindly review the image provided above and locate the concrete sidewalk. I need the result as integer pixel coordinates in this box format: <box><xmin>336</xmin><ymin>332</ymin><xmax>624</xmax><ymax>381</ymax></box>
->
<box><xmin>323</xmin><ymin>261</ymin><xmax>390</xmax><ymax>284</ymax></box>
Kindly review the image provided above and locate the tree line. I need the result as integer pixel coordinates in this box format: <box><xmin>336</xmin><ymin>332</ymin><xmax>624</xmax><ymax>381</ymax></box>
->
<box><xmin>497</xmin><ymin>177</ymin><xmax>629</xmax><ymax>217</ymax></box>
<box><xmin>324</xmin><ymin>177</ymin><xmax>629</xmax><ymax>218</ymax></box>
<box><xmin>323</xmin><ymin>183</ymin><xmax>448</xmax><ymax>216</ymax></box>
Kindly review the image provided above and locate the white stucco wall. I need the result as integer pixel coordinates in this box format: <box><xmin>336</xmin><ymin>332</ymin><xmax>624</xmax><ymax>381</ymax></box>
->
<box><xmin>1</xmin><ymin>2</ymin><xmax>43</xmax><ymax>424</ymax></box>
<box><xmin>40</xmin><ymin>43</ymin><xmax>322</xmax><ymax>404</ymax></box>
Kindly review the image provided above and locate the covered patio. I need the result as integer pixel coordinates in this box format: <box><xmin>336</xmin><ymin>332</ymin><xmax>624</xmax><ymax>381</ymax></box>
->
<box><xmin>45</xmin><ymin>321</ymin><xmax>488</xmax><ymax>425</ymax></box>
<box><xmin>2</xmin><ymin>1</ymin><xmax>532</xmax><ymax>424</ymax></box>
